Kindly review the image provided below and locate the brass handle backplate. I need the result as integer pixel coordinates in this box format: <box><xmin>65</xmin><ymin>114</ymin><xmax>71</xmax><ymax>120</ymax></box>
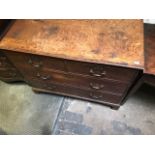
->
<box><xmin>36</xmin><ymin>73</ymin><xmax>51</xmax><ymax>80</ymax></box>
<box><xmin>89</xmin><ymin>67</ymin><xmax>106</xmax><ymax>77</ymax></box>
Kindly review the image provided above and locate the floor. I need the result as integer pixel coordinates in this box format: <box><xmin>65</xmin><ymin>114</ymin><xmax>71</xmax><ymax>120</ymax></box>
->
<box><xmin>0</xmin><ymin>81</ymin><xmax>155</xmax><ymax>135</ymax></box>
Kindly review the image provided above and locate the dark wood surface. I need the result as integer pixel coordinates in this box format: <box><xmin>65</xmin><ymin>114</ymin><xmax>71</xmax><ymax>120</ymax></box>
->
<box><xmin>31</xmin><ymin>79</ymin><xmax>123</xmax><ymax>104</ymax></box>
<box><xmin>0</xmin><ymin>20</ymin><xmax>144</xmax><ymax>69</ymax></box>
<box><xmin>32</xmin><ymin>83</ymin><xmax>122</xmax><ymax>109</ymax></box>
<box><xmin>24</xmin><ymin>69</ymin><xmax>131</xmax><ymax>95</ymax></box>
<box><xmin>5</xmin><ymin>49</ymin><xmax>140</xmax><ymax>109</ymax></box>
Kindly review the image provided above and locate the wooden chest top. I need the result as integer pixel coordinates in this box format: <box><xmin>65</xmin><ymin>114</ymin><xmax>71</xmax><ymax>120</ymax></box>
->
<box><xmin>0</xmin><ymin>19</ymin><xmax>144</xmax><ymax>69</ymax></box>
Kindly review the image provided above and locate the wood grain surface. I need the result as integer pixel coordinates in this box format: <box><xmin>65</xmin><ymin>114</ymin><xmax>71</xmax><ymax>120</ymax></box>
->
<box><xmin>0</xmin><ymin>20</ymin><xmax>144</xmax><ymax>69</ymax></box>
<box><xmin>144</xmin><ymin>24</ymin><xmax>155</xmax><ymax>75</ymax></box>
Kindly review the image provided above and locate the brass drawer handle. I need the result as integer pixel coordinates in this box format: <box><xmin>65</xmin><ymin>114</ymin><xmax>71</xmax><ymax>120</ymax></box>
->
<box><xmin>89</xmin><ymin>83</ymin><xmax>104</xmax><ymax>90</ymax></box>
<box><xmin>41</xmin><ymin>76</ymin><xmax>51</xmax><ymax>80</ymax></box>
<box><xmin>36</xmin><ymin>73</ymin><xmax>51</xmax><ymax>80</ymax></box>
<box><xmin>90</xmin><ymin>92</ymin><xmax>103</xmax><ymax>99</ymax></box>
<box><xmin>89</xmin><ymin>68</ymin><xmax>106</xmax><ymax>77</ymax></box>
<box><xmin>28</xmin><ymin>57</ymin><xmax>43</xmax><ymax>68</ymax></box>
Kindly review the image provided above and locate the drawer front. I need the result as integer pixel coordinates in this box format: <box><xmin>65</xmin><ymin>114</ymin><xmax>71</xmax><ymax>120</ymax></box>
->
<box><xmin>24</xmin><ymin>68</ymin><xmax>129</xmax><ymax>95</ymax></box>
<box><xmin>5</xmin><ymin>51</ymin><xmax>66</xmax><ymax>72</ymax></box>
<box><xmin>66</xmin><ymin>60</ymin><xmax>138</xmax><ymax>82</ymax></box>
<box><xmin>28</xmin><ymin>79</ymin><xmax>123</xmax><ymax>105</ymax></box>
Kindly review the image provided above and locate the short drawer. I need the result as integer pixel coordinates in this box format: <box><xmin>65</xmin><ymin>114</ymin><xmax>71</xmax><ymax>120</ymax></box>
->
<box><xmin>66</xmin><ymin>60</ymin><xmax>138</xmax><ymax>82</ymax></box>
<box><xmin>5</xmin><ymin>51</ymin><xmax>66</xmax><ymax>72</ymax></box>
<box><xmin>28</xmin><ymin>79</ymin><xmax>123</xmax><ymax>105</ymax></box>
<box><xmin>24</xmin><ymin>68</ymin><xmax>130</xmax><ymax>95</ymax></box>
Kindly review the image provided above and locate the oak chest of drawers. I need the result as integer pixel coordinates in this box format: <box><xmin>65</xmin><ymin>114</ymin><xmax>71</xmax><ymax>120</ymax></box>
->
<box><xmin>0</xmin><ymin>19</ymin><xmax>144</xmax><ymax>109</ymax></box>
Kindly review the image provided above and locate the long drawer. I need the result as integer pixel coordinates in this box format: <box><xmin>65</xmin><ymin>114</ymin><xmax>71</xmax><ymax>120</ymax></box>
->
<box><xmin>18</xmin><ymin>66</ymin><xmax>130</xmax><ymax>95</ymax></box>
<box><xmin>28</xmin><ymin>79</ymin><xmax>123</xmax><ymax>105</ymax></box>
<box><xmin>5</xmin><ymin>51</ymin><xmax>138</xmax><ymax>83</ymax></box>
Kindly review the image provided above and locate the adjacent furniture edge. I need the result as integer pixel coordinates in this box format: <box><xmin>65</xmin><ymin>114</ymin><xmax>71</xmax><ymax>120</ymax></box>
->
<box><xmin>0</xmin><ymin>19</ymin><xmax>15</xmax><ymax>40</ymax></box>
<box><xmin>144</xmin><ymin>24</ymin><xmax>155</xmax><ymax>75</ymax></box>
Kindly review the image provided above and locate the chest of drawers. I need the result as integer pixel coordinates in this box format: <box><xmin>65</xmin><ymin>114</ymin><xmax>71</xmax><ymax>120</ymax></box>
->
<box><xmin>0</xmin><ymin>19</ymin><xmax>144</xmax><ymax>109</ymax></box>
<box><xmin>4</xmin><ymin>50</ymin><xmax>140</xmax><ymax>109</ymax></box>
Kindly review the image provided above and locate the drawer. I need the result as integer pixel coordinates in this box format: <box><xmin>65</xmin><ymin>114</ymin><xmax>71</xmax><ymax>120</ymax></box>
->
<box><xmin>28</xmin><ymin>79</ymin><xmax>123</xmax><ymax>105</ymax></box>
<box><xmin>5</xmin><ymin>51</ymin><xmax>66</xmax><ymax>72</ymax></box>
<box><xmin>66</xmin><ymin>60</ymin><xmax>138</xmax><ymax>82</ymax></box>
<box><xmin>24</xmin><ymin>68</ymin><xmax>130</xmax><ymax>95</ymax></box>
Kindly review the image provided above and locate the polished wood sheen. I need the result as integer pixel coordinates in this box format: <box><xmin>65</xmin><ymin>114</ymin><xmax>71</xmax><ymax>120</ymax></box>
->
<box><xmin>0</xmin><ymin>20</ymin><xmax>144</xmax><ymax>69</ymax></box>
